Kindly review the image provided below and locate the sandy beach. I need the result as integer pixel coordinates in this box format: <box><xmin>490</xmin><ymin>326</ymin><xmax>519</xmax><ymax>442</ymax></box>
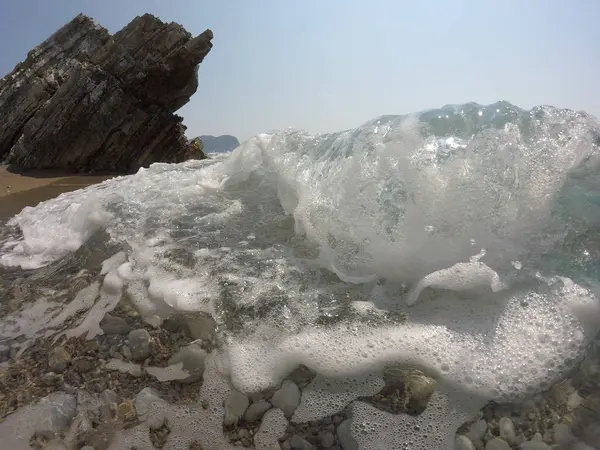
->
<box><xmin>0</xmin><ymin>165</ymin><xmax>116</xmax><ymax>220</ymax></box>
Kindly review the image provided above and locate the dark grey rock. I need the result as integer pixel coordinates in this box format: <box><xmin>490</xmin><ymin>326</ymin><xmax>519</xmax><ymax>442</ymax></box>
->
<box><xmin>100</xmin><ymin>314</ymin><xmax>133</xmax><ymax>335</ymax></box>
<box><xmin>0</xmin><ymin>13</ymin><xmax>213</xmax><ymax>172</ymax></box>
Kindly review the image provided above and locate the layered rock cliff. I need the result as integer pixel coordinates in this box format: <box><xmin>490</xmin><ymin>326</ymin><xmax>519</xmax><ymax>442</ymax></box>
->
<box><xmin>0</xmin><ymin>13</ymin><xmax>213</xmax><ymax>172</ymax></box>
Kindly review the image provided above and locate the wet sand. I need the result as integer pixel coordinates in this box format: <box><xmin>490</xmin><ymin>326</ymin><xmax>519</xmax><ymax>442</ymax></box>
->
<box><xmin>0</xmin><ymin>165</ymin><xmax>117</xmax><ymax>220</ymax></box>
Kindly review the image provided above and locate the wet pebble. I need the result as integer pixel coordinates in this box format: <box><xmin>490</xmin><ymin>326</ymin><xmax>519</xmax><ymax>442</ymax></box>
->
<box><xmin>42</xmin><ymin>439</ymin><xmax>69</xmax><ymax>450</ymax></box>
<box><xmin>127</xmin><ymin>329</ymin><xmax>151</xmax><ymax>361</ymax></box>
<box><xmin>47</xmin><ymin>346</ymin><xmax>71</xmax><ymax>373</ymax></box>
<box><xmin>290</xmin><ymin>434</ymin><xmax>314</xmax><ymax>450</ymax></box>
<box><xmin>244</xmin><ymin>400</ymin><xmax>272</xmax><ymax>423</ymax></box>
<box><xmin>135</xmin><ymin>387</ymin><xmax>166</xmax><ymax>420</ymax></box>
<box><xmin>100</xmin><ymin>314</ymin><xmax>133</xmax><ymax>335</ymax></box>
<box><xmin>466</xmin><ymin>419</ymin><xmax>489</xmax><ymax>443</ymax></box>
<box><xmin>337</xmin><ymin>419</ymin><xmax>358</xmax><ymax>450</ymax></box>
<box><xmin>484</xmin><ymin>438</ymin><xmax>510</xmax><ymax>450</ymax></box>
<box><xmin>223</xmin><ymin>390</ymin><xmax>249</xmax><ymax>426</ymax></box>
<box><xmin>498</xmin><ymin>417</ymin><xmax>516</xmax><ymax>445</ymax></box>
<box><xmin>455</xmin><ymin>435</ymin><xmax>475</xmax><ymax>450</ymax></box>
<box><xmin>271</xmin><ymin>380</ymin><xmax>301</xmax><ymax>418</ymax></box>
<box><xmin>167</xmin><ymin>342</ymin><xmax>207</xmax><ymax>383</ymax></box>
<box><xmin>520</xmin><ymin>441</ymin><xmax>551</xmax><ymax>449</ymax></box>
<box><xmin>121</xmin><ymin>345</ymin><xmax>132</xmax><ymax>360</ymax></box>
<box><xmin>319</xmin><ymin>430</ymin><xmax>336</xmax><ymax>448</ymax></box>
<box><xmin>553</xmin><ymin>423</ymin><xmax>575</xmax><ymax>446</ymax></box>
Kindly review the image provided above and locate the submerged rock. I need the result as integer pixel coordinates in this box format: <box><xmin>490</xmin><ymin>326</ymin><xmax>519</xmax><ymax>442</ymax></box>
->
<box><xmin>0</xmin><ymin>13</ymin><xmax>212</xmax><ymax>172</ymax></box>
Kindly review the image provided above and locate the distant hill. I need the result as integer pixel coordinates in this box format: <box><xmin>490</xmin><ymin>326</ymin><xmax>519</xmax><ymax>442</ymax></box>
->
<box><xmin>196</xmin><ymin>135</ymin><xmax>240</xmax><ymax>153</ymax></box>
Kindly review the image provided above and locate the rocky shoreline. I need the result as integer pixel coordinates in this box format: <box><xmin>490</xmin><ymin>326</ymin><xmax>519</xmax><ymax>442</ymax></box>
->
<box><xmin>0</xmin><ymin>265</ymin><xmax>599</xmax><ymax>449</ymax></box>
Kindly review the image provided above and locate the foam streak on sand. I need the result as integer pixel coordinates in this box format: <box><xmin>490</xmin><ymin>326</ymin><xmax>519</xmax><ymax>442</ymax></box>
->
<box><xmin>2</xmin><ymin>102</ymin><xmax>600</xmax><ymax>448</ymax></box>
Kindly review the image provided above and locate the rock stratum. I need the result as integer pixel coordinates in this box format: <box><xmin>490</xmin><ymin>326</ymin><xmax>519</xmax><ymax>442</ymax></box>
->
<box><xmin>0</xmin><ymin>13</ymin><xmax>212</xmax><ymax>173</ymax></box>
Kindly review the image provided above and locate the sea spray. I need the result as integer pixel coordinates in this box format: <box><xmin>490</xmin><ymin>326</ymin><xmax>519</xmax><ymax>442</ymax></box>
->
<box><xmin>1</xmin><ymin>101</ymin><xmax>600</xmax><ymax>448</ymax></box>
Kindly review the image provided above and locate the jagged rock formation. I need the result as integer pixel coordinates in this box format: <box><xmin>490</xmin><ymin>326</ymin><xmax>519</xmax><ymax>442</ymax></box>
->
<box><xmin>196</xmin><ymin>135</ymin><xmax>240</xmax><ymax>153</ymax></box>
<box><xmin>0</xmin><ymin>13</ymin><xmax>212</xmax><ymax>173</ymax></box>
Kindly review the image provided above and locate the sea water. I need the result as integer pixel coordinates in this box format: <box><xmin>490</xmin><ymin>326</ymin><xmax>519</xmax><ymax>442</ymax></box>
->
<box><xmin>2</xmin><ymin>101</ymin><xmax>600</xmax><ymax>449</ymax></box>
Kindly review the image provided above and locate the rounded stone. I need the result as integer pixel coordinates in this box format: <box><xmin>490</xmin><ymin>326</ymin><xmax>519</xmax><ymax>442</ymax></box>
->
<box><xmin>484</xmin><ymin>438</ymin><xmax>510</xmax><ymax>450</ymax></box>
<box><xmin>271</xmin><ymin>380</ymin><xmax>301</xmax><ymax>418</ymax></box>
<box><xmin>498</xmin><ymin>417</ymin><xmax>516</xmax><ymax>445</ymax></box>
<box><xmin>519</xmin><ymin>441</ymin><xmax>551</xmax><ymax>450</ymax></box>
<box><xmin>552</xmin><ymin>423</ymin><xmax>574</xmax><ymax>445</ymax></box>
<box><xmin>244</xmin><ymin>400</ymin><xmax>271</xmax><ymax>423</ymax></box>
<box><xmin>127</xmin><ymin>329</ymin><xmax>151</xmax><ymax>361</ymax></box>
<box><xmin>47</xmin><ymin>346</ymin><xmax>71</xmax><ymax>373</ymax></box>
<box><xmin>455</xmin><ymin>435</ymin><xmax>475</xmax><ymax>450</ymax></box>
<box><xmin>223</xmin><ymin>390</ymin><xmax>249</xmax><ymax>426</ymax></box>
<box><xmin>319</xmin><ymin>430</ymin><xmax>336</xmax><ymax>448</ymax></box>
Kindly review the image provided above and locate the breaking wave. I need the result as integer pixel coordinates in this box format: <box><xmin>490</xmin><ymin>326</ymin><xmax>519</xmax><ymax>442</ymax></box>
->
<box><xmin>2</xmin><ymin>101</ymin><xmax>600</xmax><ymax>448</ymax></box>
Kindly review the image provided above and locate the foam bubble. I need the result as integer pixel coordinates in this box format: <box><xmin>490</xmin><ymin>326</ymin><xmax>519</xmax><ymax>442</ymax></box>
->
<box><xmin>227</xmin><ymin>276</ymin><xmax>597</xmax><ymax>403</ymax></box>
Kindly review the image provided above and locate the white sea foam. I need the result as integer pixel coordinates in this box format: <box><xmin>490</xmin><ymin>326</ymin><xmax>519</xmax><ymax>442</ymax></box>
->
<box><xmin>1</xmin><ymin>102</ymin><xmax>600</xmax><ymax>448</ymax></box>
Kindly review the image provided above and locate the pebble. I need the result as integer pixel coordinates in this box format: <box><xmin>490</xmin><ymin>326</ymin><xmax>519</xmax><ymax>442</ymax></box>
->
<box><xmin>455</xmin><ymin>435</ymin><xmax>476</xmax><ymax>450</ymax></box>
<box><xmin>337</xmin><ymin>419</ymin><xmax>358</xmax><ymax>450</ymax></box>
<box><xmin>271</xmin><ymin>380</ymin><xmax>301</xmax><ymax>418</ymax></box>
<box><xmin>135</xmin><ymin>387</ymin><xmax>166</xmax><ymax>420</ymax></box>
<box><xmin>47</xmin><ymin>346</ymin><xmax>71</xmax><ymax>373</ymax></box>
<box><xmin>484</xmin><ymin>438</ymin><xmax>510</xmax><ymax>450</ymax></box>
<box><xmin>244</xmin><ymin>400</ymin><xmax>272</xmax><ymax>423</ymax></box>
<box><xmin>42</xmin><ymin>439</ymin><xmax>69</xmax><ymax>450</ymax></box>
<box><xmin>519</xmin><ymin>441</ymin><xmax>551</xmax><ymax>450</ymax></box>
<box><xmin>319</xmin><ymin>430</ymin><xmax>336</xmax><ymax>448</ymax></box>
<box><xmin>185</xmin><ymin>313</ymin><xmax>217</xmax><ymax>341</ymax></box>
<box><xmin>288</xmin><ymin>365</ymin><xmax>317</xmax><ymax>386</ymax></box>
<box><xmin>65</xmin><ymin>411</ymin><xmax>93</xmax><ymax>447</ymax></box>
<box><xmin>167</xmin><ymin>342</ymin><xmax>207</xmax><ymax>383</ymax></box>
<box><xmin>552</xmin><ymin>423</ymin><xmax>574</xmax><ymax>445</ymax></box>
<box><xmin>80</xmin><ymin>447</ymin><xmax>95</xmax><ymax>450</ymax></box>
<box><xmin>498</xmin><ymin>417</ymin><xmax>516</xmax><ymax>445</ymax></box>
<box><xmin>127</xmin><ymin>329</ymin><xmax>151</xmax><ymax>361</ymax></box>
<box><xmin>290</xmin><ymin>434</ymin><xmax>314</xmax><ymax>450</ymax></box>
<box><xmin>40</xmin><ymin>392</ymin><xmax>78</xmax><ymax>433</ymax></box>
<box><xmin>100</xmin><ymin>314</ymin><xmax>133</xmax><ymax>335</ymax></box>
<box><xmin>121</xmin><ymin>345</ymin><xmax>132</xmax><ymax>360</ymax></box>
<box><xmin>466</xmin><ymin>419</ymin><xmax>489</xmax><ymax>443</ymax></box>
<box><xmin>571</xmin><ymin>443</ymin><xmax>596</xmax><ymax>450</ymax></box>
<box><xmin>223</xmin><ymin>390</ymin><xmax>249</xmax><ymax>426</ymax></box>
<box><xmin>254</xmin><ymin>408</ymin><xmax>288</xmax><ymax>450</ymax></box>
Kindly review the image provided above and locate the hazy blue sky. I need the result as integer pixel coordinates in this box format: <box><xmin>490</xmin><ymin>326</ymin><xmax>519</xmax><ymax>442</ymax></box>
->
<box><xmin>1</xmin><ymin>1</ymin><xmax>599</xmax><ymax>141</ymax></box>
